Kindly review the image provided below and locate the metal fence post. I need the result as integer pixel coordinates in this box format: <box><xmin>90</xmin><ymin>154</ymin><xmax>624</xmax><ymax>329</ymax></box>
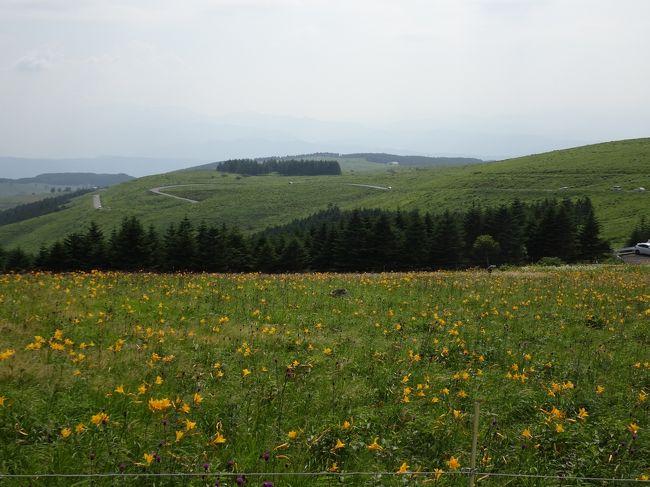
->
<box><xmin>469</xmin><ymin>401</ymin><xmax>480</xmax><ymax>487</ymax></box>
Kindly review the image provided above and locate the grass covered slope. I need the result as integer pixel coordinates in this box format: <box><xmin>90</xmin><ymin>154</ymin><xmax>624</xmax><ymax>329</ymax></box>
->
<box><xmin>0</xmin><ymin>139</ymin><xmax>648</xmax><ymax>252</ymax></box>
<box><xmin>0</xmin><ymin>268</ymin><xmax>648</xmax><ymax>484</ymax></box>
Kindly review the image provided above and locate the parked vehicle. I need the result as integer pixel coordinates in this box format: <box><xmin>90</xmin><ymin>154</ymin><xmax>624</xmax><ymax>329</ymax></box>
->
<box><xmin>635</xmin><ymin>242</ymin><xmax>650</xmax><ymax>256</ymax></box>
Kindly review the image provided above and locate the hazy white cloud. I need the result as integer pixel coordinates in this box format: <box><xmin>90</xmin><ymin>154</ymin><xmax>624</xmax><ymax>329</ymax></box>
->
<box><xmin>0</xmin><ymin>0</ymin><xmax>649</xmax><ymax>160</ymax></box>
<box><xmin>14</xmin><ymin>46</ymin><xmax>58</xmax><ymax>72</ymax></box>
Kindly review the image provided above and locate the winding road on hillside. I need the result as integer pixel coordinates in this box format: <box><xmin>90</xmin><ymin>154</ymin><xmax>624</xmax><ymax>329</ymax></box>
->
<box><xmin>149</xmin><ymin>185</ymin><xmax>205</xmax><ymax>203</ymax></box>
<box><xmin>149</xmin><ymin>182</ymin><xmax>393</xmax><ymax>204</ymax></box>
<box><xmin>345</xmin><ymin>184</ymin><xmax>391</xmax><ymax>190</ymax></box>
<box><xmin>92</xmin><ymin>194</ymin><xmax>102</xmax><ymax>209</ymax></box>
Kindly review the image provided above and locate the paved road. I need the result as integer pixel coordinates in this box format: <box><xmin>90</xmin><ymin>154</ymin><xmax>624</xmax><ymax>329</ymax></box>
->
<box><xmin>346</xmin><ymin>184</ymin><xmax>391</xmax><ymax>190</ymax></box>
<box><xmin>620</xmin><ymin>253</ymin><xmax>650</xmax><ymax>265</ymax></box>
<box><xmin>92</xmin><ymin>194</ymin><xmax>102</xmax><ymax>209</ymax></box>
<box><xmin>149</xmin><ymin>185</ymin><xmax>203</xmax><ymax>203</ymax></box>
<box><xmin>150</xmin><ymin>182</ymin><xmax>392</xmax><ymax>204</ymax></box>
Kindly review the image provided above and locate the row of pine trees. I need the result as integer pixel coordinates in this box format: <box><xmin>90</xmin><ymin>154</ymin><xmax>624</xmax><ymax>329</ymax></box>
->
<box><xmin>0</xmin><ymin>198</ymin><xmax>615</xmax><ymax>273</ymax></box>
<box><xmin>216</xmin><ymin>159</ymin><xmax>342</xmax><ymax>176</ymax></box>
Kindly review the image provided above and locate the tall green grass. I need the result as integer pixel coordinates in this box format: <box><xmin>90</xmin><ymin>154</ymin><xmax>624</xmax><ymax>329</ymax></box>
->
<box><xmin>0</xmin><ymin>267</ymin><xmax>648</xmax><ymax>485</ymax></box>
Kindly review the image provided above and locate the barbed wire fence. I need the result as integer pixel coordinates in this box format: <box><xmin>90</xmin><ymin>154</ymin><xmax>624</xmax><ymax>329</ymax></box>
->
<box><xmin>1</xmin><ymin>470</ymin><xmax>649</xmax><ymax>484</ymax></box>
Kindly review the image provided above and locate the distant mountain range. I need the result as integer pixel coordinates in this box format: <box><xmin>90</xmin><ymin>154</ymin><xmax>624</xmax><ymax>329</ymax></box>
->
<box><xmin>0</xmin><ymin>106</ymin><xmax>590</xmax><ymax>177</ymax></box>
<box><xmin>0</xmin><ymin>156</ymin><xmax>201</xmax><ymax>180</ymax></box>
<box><xmin>186</xmin><ymin>152</ymin><xmax>482</xmax><ymax>171</ymax></box>
<box><xmin>0</xmin><ymin>172</ymin><xmax>134</xmax><ymax>186</ymax></box>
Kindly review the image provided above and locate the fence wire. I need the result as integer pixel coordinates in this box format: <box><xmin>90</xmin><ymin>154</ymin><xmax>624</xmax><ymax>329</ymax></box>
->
<box><xmin>0</xmin><ymin>469</ymin><xmax>649</xmax><ymax>483</ymax></box>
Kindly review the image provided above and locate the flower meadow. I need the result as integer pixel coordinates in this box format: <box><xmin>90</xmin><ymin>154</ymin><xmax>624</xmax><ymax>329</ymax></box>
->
<box><xmin>0</xmin><ymin>267</ymin><xmax>648</xmax><ymax>486</ymax></box>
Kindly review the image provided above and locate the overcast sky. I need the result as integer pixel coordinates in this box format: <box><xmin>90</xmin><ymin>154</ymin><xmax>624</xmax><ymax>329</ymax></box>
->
<box><xmin>1</xmin><ymin>0</ymin><xmax>649</xmax><ymax>174</ymax></box>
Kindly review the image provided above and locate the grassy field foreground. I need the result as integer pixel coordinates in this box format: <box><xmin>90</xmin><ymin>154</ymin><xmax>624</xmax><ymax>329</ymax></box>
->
<box><xmin>0</xmin><ymin>268</ymin><xmax>649</xmax><ymax>485</ymax></box>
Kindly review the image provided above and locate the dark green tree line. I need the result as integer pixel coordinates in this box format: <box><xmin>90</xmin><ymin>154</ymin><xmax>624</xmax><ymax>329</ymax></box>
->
<box><xmin>2</xmin><ymin>197</ymin><xmax>614</xmax><ymax>274</ymax></box>
<box><xmin>216</xmin><ymin>159</ymin><xmax>341</xmax><ymax>176</ymax></box>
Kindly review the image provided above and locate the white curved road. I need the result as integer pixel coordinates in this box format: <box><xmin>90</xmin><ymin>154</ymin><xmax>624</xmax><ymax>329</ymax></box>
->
<box><xmin>92</xmin><ymin>194</ymin><xmax>102</xmax><ymax>209</ymax></box>
<box><xmin>148</xmin><ymin>181</ymin><xmax>392</xmax><ymax>205</ymax></box>
<box><xmin>345</xmin><ymin>184</ymin><xmax>391</xmax><ymax>190</ymax></box>
<box><xmin>149</xmin><ymin>185</ymin><xmax>205</xmax><ymax>203</ymax></box>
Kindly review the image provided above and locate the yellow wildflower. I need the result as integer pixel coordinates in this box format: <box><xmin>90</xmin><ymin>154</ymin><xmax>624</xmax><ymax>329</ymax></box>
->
<box><xmin>333</xmin><ymin>438</ymin><xmax>345</xmax><ymax>450</ymax></box>
<box><xmin>212</xmin><ymin>432</ymin><xmax>227</xmax><ymax>445</ymax></box>
<box><xmin>446</xmin><ymin>456</ymin><xmax>461</xmax><ymax>471</ymax></box>
<box><xmin>628</xmin><ymin>423</ymin><xmax>640</xmax><ymax>434</ymax></box>
<box><xmin>148</xmin><ymin>398</ymin><xmax>173</xmax><ymax>412</ymax></box>
<box><xmin>193</xmin><ymin>392</ymin><xmax>203</xmax><ymax>405</ymax></box>
<box><xmin>327</xmin><ymin>462</ymin><xmax>339</xmax><ymax>472</ymax></box>
<box><xmin>555</xmin><ymin>423</ymin><xmax>564</xmax><ymax>433</ymax></box>
<box><xmin>596</xmin><ymin>385</ymin><xmax>605</xmax><ymax>394</ymax></box>
<box><xmin>242</xmin><ymin>368</ymin><xmax>252</xmax><ymax>377</ymax></box>
<box><xmin>60</xmin><ymin>427</ymin><xmax>72</xmax><ymax>439</ymax></box>
<box><xmin>91</xmin><ymin>411</ymin><xmax>109</xmax><ymax>426</ymax></box>
<box><xmin>114</xmin><ymin>385</ymin><xmax>125</xmax><ymax>394</ymax></box>
<box><xmin>397</xmin><ymin>462</ymin><xmax>409</xmax><ymax>474</ymax></box>
<box><xmin>287</xmin><ymin>430</ymin><xmax>298</xmax><ymax>440</ymax></box>
<box><xmin>577</xmin><ymin>408</ymin><xmax>589</xmax><ymax>420</ymax></box>
<box><xmin>522</xmin><ymin>428</ymin><xmax>532</xmax><ymax>439</ymax></box>
<box><xmin>367</xmin><ymin>438</ymin><xmax>383</xmax><ymax>451</ymax></box>
<box><xmin>184</xmin><ymin>419</ymin><xmax>196</xmax><ymax>431</ymax></box>
<box><xmin>155</xmin><ymin>376</ymin><xmax>164</xmax><ymax>385</ymax></box>
<box><xmin>75</xmin><ymin>423</ymin><xmax>86</xmax><ymax>434</ymax></box>
<box><xmin>175</xmin><ymin>430</ymin><xmax>184</xmax><ymax>442</ymax></box>
<box><xmin>144</xmin><ymin>453</ymin><xmax>154</xmax><ymax>465</ymax></box>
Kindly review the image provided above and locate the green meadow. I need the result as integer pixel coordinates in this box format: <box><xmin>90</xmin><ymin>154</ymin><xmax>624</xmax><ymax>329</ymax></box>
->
<box><xmin>0</xmin><ymin>267</ymin><xmax>648</xmax><ymax>485</ymax></box>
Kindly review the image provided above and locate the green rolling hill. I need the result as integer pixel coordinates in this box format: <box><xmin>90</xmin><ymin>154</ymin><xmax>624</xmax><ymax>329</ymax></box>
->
<box><xmin>0</xmin><ymin>139</ymin><xmax>648</xmax><ymax>252</ymax></box>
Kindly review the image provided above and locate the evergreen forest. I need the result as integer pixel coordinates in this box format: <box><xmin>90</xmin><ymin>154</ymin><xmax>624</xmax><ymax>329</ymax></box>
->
<box><xmin>0</xmin><ymin>198</ymin><xmax>624</xmax><ymax>273</ymax></box>
<box><xmin>216</xmin><ymin>159</ymin><xmax>342</xmax><ymax>176</ymax></box>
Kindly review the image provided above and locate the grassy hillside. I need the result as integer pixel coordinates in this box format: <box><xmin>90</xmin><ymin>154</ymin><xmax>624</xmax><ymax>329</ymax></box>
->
<box><xmin>0</xmin><ymin>183</ymin><xmax>83</xmax><ymax>211</ymax></box>
<box><xmin>0</xmin><ymin>173</ymin><xmax>133</xmax><ymax>211</ymax></box>
<box><xmin>0</xmin><ymin>139</ymin><xmax>648</xmax><ymax>252</ymax></box>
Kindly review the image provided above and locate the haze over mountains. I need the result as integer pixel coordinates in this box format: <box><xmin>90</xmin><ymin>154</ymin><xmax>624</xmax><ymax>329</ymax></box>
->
<box><xmin>0</xmin><ymin>107</ymin><xmax>589</xmax><ymax>178</ymax></box>
<box><xmin>0</xmin><ymin>172</ymin><xmax>133</xmax><ymax>186</ymax></box>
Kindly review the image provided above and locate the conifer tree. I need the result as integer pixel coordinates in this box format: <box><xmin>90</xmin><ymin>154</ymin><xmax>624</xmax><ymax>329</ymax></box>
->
<box><xmin>430</xmin><ymin>211</ymin><xmax>463</xmax><ymax>268</ymax></box>
<box><xmin>577</xmin><ymin>207</ymin><xmax>610</xmax><ymax>261</ymax></box>
<box><xmin>4</xmin><ymin>247</ymin><xmax>32</xmax><ymax>272</ymax></box>
<box><xmin>84</xmin><ymin>221</ymin><xmax>107</xmax><ymax>270</ymax></box>
<box><xmin>110</xmin><ymin>216</ymin><xmax>150</xmax><ymax>270</ymax></box>
<box><xmin>252</xmin><ymin>235</ymin><xmax>278</xmax><ymax>273</ymax></box>
<box><xmin>403</xmin><ymin>211</ymin><xmax>429</xmax><ymax>269</ymax></box>
<box><xmin>627</xmin><ymin>217</ymin><xmax>650</xmax><ymax>246</ymax></box>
